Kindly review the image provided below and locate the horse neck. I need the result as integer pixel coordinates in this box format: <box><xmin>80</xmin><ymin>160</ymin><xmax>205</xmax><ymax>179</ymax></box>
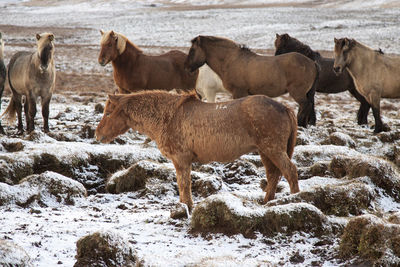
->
<box><xmin>113</xmin><ymin>41</ymin><xmax>141</xmax><ymax>68</ymax></box>
<box><xmin>203</xmin><ymin>42</ymin><xmax>237</xmax><ymax>77</ymax></box>
<box><xmin>124</xmin><ymin>93</ymin><xmax>180</xmax><ymax>140</ymax></box>
<box><xmin>296</xmin><ymin>43</ymin><xmax>321</xmax><ymax>61</ymax></box>
<box><xmin>346</xmin><ymin>44</ymin><xmax>376</xmax><ymax>79</ymax></box>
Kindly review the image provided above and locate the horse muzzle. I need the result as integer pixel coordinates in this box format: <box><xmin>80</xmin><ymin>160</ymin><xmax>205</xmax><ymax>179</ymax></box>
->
<box><xmin>40</xmin><ymin>64</ymin><xmax>48</xmax><ymax>72</ymax></box>
<box><xmin>98</xmin><ymin>58</ymin><xmax>109</xmax><ymax>67</ymax></box>
<box><xmin>333</xmin><ymin>66</ymin><xmax>343</xmax><ymax>75</ymax></box>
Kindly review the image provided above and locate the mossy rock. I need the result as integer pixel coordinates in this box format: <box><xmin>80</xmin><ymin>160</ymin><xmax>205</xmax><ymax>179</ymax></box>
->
<box><xmin>1</xmin><ymin>140</ymin><xmax>24</xmax><ymax>152</ymax></box>
<box><xmin>191</xmin><ymin>193</ymin><xmax>329</xmax><ymax>238</ymax></box>
<box><xmin>330</xmin><ymin>155</ymin><xmax>400</xmax><ymax>200</ymax></box>
<box><xmin>74</xmin><ymin>231</ymin><xmax>138</xmax><ymax>267</ymax></box>
<box><xmin>324</xmin><ymin>132</ymin><xmax>356</xmax><ymax>148</ymax></box>
<box><xmin>0</xmin><ymin>239</ymin><xmax>32</xmax><ymax>267</ymax></box>
<box><xmin>0</xmin><ymin>171</ymin><xmax>87</xmax><ymax>207</ymax></box>
<box><xmin>106</xmin><ymin>160</ymin><xmax>175</xmax><ymax>194</ymax></box>
<box><xmin>0</xmin><ymin>157</ymin><xmax>34</xmax><ymax>184</ymax></box>
<box><xmin>267</xmin><ymin>182</ymin><xmax>374</xmax><ymax>216</ymax></box>
<box><xmin>339</xmin><ymin>215</ymin><xmax>400</xmax><ymax>264</ymax></box>
<box><xmin>192</xmin><ymin>175</ymin><xmax>222</xmax><ymax>198</ymax></box>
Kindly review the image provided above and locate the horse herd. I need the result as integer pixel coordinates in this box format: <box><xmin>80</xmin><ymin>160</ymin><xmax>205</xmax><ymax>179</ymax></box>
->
<box><xmin>1</xmin><ymin>30</ymin><xmax>400</xmax><ymax>212</ymax></box>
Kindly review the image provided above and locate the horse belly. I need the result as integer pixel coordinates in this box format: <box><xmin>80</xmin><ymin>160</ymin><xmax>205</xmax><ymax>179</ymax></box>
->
<box><xmin>193</xmin><ymin>134</ymin><xmax>256</xmax><ymax>164</ymax></box>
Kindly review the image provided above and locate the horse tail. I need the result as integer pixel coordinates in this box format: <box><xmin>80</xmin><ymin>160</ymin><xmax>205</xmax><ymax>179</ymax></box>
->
<box><xmin>1</xmin><ymin>95</ymin><xmax>17</xmax><ymax>123</ymax></box>
<box><xmin>286</xmin><ymin>107</ymin><xmax>298</xmax><ymax>159</ymax></box>
<box><xmin>1</xmin><ymin>56</ymin><xmax>18</xmax><ymax>122</ymax></box>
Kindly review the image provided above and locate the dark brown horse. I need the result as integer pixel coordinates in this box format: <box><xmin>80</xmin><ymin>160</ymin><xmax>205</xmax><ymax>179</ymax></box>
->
<box><xmin>98</xmin><ymin>30</ymin><xmax>198</xmax><ymax>94</ymax></box>
<box><xmin>274</xmin><ymin>33</ymin><xmax>370</xmax><ymax>125</ymax></box>
<box><xmin>96</xmin><ymin>91</ymin><xmax>299</xmax><ymax>211</ymax></box>
<box><xmin>184</xmin><ymin>35</ymin><xmax>319</xmax><ymax>127</ymax></box>
<box><xmin>334</xmin><ymin>38</ymin><xmax>400</xmax><ymax>133</ymax></box>
<box><xmin>0</xmin><ymin>32</ymin><xmax>6</xmax><ymax>134</ymax></box>
<box><xmin>2</xmin><ymin>33</ymin><xmax>56</xmax><ymax>134</ymax></box>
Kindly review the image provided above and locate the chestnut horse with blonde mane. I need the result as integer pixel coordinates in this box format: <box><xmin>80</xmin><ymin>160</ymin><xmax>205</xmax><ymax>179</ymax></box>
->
<box><xmin>2</xmin><ymin>33</ymin><xmax>56</xmax><ymax>134</ymax></box>
<box><xmin>184</xmin><ymin>35</ymin><xmax>319</xmax><ymax>127</ymax></box>
<box><xmin>333</xmin><ymin>38</ymin><xmax>400</xmax><ymax>133</ymax></box>
<box><xmin>96</xmin><ymin>91</ymin><xmax>299</xmax><ymax>212</ymax></box>
<box><xmin>98</xmin><ymin>30</ymin><xmax>198</xmax><ymax>93</ymax></box>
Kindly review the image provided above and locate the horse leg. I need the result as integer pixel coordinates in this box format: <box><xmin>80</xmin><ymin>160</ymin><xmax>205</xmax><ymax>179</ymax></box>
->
<box><xmin>295</xmin><ymin>99</ymin><xmax>310</xmax><ymax>127</ymax></box>
<box><xmin>14</xmin><ymin>96</ymin><xmax>24</xmax><ymax>135</ymax></box>
<box><xmin>26</xmin><ymin>93</ymin><xmax>37</xmax><ymax>133</ymax></box>
<box><xmin>205</xmin><ymin>87</ymin><xmax>217</xmax><ymax>103</ymax></box>
<box><xmin>172</xmin><ymin>160</ymin><xmax>193</xmax><ymax>212</ymax></box>
<box><xmin>259</xmin><ymin>152</ymin><xmax>282</xmax><ymax>203</ymax></box>
<box><xmin>41</xmin><ymin>95</ymin><xmax>51</xmax><ymax>133</ymax></box>
<box><xmin>368</xmin><ymin>92</ymin><xmax>389</xmax><ymax>133</ymax></box>
<box><xmin>348</xmin><ymin>85</ymin><xmax>370</xmax><ymax>125</ymax></box>
<box><xmin>264</xmin><ymin>151</ymin><xmax>299</xmax><ymax>197</ymax></box>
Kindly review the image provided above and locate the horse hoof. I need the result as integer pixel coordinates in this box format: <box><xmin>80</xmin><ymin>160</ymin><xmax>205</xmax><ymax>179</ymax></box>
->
<box><xmin>170</xmin><ymin>203</ymin><xmax>191</xmax><ymax>219</ymax></box>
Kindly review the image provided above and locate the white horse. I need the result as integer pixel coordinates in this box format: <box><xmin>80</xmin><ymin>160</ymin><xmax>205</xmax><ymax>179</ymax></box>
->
<box><xmin>195</xmin><ymin>64</ymin><xmax>228</xmax><ymax>103</ymax></box>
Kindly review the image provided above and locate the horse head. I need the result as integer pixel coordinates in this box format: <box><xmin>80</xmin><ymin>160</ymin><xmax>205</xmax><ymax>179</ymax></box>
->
<box><xmin>98</xmin><ymin>30</ymin><xmax>125</xmax><ymax>66</ymax></box>
<box><xmin>274</xmin><ymin>33</ymin><xmax>292</xmax><ymax>56</ymax></box>
<box><xmin>184</xmin><ymin>36</ymin><xmax>206</xmax><ymax>73</ymax></box>
<box><xmin>333</xmin><ymin>37</ymin><xmax>355</xmax><ymax>75</ymax></box>
<box><xmin>95</xmin><ymin>94</ymin><xmax>130</xmax><ymax>143</ymax></box>
<box><xmin>36</xmin><ymin>33</ymin><xmax>55</xmax><ymax>72</ymax></box>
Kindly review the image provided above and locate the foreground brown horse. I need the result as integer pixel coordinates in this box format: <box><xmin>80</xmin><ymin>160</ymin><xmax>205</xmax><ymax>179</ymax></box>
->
<box><xmin>333</xmin><ymin>38</ymin><xmax>400</xmax><ymax>133</ymax></box>
<box><xmin>2</xmin><ymin>33</ymin><xmax>56</xmax><ymax>134</ymax></box>
<box><xmin>184</xmin><ymin>35</ymin><xmax>319</xmax><ymax>127</ymax></box>
<box><xmin>96</xmin><ymin>91</ymin><xmax>299</xmax><ymax>211</ymax></box>
<box><xmin>0</xmin><ymin>32</ymin><xmax>6</xmax><ymax>134</ymax></box>
<box><xmin>274</xmin><ymin>33</ymin><xmax>371</xmax><ymax>125</ymax></box>
<box><xmin>98</xmin><ymin>30</ymin><xmax>198</xmax><ymax>93</ymax></box>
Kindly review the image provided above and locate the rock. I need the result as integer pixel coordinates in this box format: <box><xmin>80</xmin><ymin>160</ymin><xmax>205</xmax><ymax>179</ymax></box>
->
<box><xmin>310</xmin><ymin>161</ymin><xmax>330</xmax><ymax>177</ymax></box>
<box><xmin>326</xmin><ymin>132</ymin><xmax>356</xmax><ymax>148</ymax></box>
<box><xmin>0</xmin><ymin>239</ymin><xmax>32</xmax><ymax>267</ymax></box>
<box><xmin>339</xmin><ymin>215</ymin><xmax>400</xmax><ymax>264</ymax></box>
<box><xmin>94</xmin><ymin>103</ymin><xmax>104</xmax><ymax>114</ymax></box>
<box><xmin>1</xmin><ymin>140</ymin><xmax>24</xmax><ymax>152</ymax></box>
<box><xmin>106</xmin><ymin>160</ymin><xmax>175</xmax><ymax>194</ymax></box>
<box><xmin>0</xmin><ymin>171</ymin><xmax>87</xmax><ymax>207</ymax></box>
<box><xmin>74</xmin><ymin>231</ymin><xmax>138</xmax><ymax>267</ymax></box>
<box><xmin>330</xmin><ymin>154</ymin><xmax>400</xmax><ymax>200</ymax></box>
<box><xmin>191</xmin><ymin>193</ymin><xmax>329</xmax><ymax>238</ymax></box>
<box><xmin>293</xmin><ymin>145</ymin><xmax>360</xmax><ymax>167</ymax></box>
<box><xmin>267</xmin><ymin>181</ymin><xmax>374</xmax><ymax>216</ymax></box>
<box><xmin>192</xmin><ymin>175</ymin><xmax>223</xmax><ymax>198</ymax></box>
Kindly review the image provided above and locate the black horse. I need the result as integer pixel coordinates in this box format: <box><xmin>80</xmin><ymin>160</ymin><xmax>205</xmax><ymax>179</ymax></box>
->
<box><xmin>274</xmin><ymin>33</ymin><xmax>370</xmax><ymax>125</ymax></box>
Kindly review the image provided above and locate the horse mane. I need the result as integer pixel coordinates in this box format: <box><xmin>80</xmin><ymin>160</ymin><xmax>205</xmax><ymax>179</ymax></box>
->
<box><xmin>284</xmin><ymin>35</ymin><xmax>321</xmax><ymax>61</ymax></box>
<box><xmin>352</xmin><ymin>39</ymin><xmax>384</xmax><ymax>55</ymax></box>
<box><xmin>101</xmin><ymin>31</ymin><xmax>143</xmax><ymax>55</ymax></box>
<box><xmin>199</xmin><ymin>36</ymin><xmax>244</xmax><ymax>51</ymax></box>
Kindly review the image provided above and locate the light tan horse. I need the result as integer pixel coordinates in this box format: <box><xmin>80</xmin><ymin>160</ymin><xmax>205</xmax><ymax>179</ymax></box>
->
<box><xmin>333</xmin><ymin>38</ymin><xmax>400</xmax><ymax>133</ymax></box>
<box><xmin>98</xmin><ymin>30</ymin><xmax>198</xmax><ymax>93</ymax></box>
<box><xmin>184</xmin><ymin>35</ymin><xmax>319</xmax><ymax>127</ymax></box>
<box><xmin>2</xmin><ymin>33</ymin><xmax>56</xmax><ymax>134</ymax></box>
<box><xmin>95</xmin><ymin>91</ymin><xmax>299</xmax><ymax>211</ymax></box>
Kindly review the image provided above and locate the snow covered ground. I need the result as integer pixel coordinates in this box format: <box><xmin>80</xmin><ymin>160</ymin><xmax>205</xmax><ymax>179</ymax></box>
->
<box><xmin>1</xmin><ymin>1</ymin><xmax>400</xmax><ymax>266</ymax></box>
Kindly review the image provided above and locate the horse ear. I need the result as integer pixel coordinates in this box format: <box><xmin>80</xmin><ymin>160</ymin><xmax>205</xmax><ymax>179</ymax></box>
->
<box><xmin>100</xmin><ymin>29</ymin><xmax>105</xmax><ymax>35</ymax></box>
<box><xmin>334</xmin><ymin>37</ymin><xmax>338</xmax><ymax>43</ymax></box>
<box><xmin>276</xmin><ymin>33</ymin><xmax>280</xmax><ymax>39</ymax></box>
<box><xmin>48</xmin><ymin>34</ymin><xmax>54</xmax><ymax>41</ymax></box>
<box><xmin>36</xmin><ymin>33</ymin><xmax>41</xmax><ymax>40</ymax></box>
